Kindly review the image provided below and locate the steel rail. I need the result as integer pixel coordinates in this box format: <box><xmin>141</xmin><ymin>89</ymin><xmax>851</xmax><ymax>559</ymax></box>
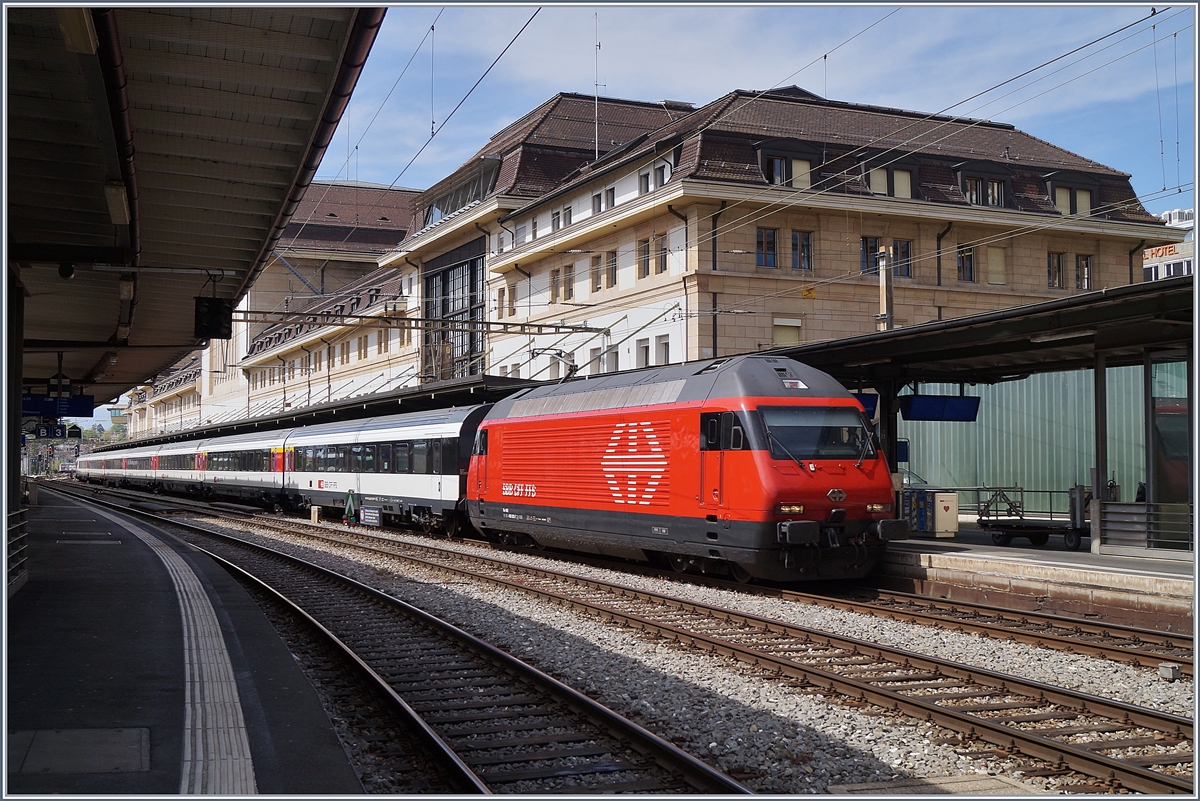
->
<box><xmin>53</xmin><ymin>482</ymin><xmax>1194</xmax><ymax>672</ymax></box>
<box><xmin>49</xmin><ymin>486</ymin><xmax>749</xmax><ymax>795</ymax></box>
<box><xmin>196</xmin><ymin>514</ymin><xmax>1193</xmax><ymax>795</ymax></box>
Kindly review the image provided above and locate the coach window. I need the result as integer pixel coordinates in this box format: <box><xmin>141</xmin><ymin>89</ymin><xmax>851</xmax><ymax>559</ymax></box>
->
<box><xmin>378</xmin><ymin>444</ymin><xmax>392</xmax><ymax>473</ymax></box>
<box><xmin>362</xmin><ymin>445</ymin><xmax>376</xmax><ymax>473</ymax></box>
<box><xmin>337</xmin><ymin>445</ymin><xmax>350</xmax><ymax>472</ymax></box>
<box><xmin>429</xmin><ymin>441</ymin><xmax>442</xmax><ymax>475</ymax></box>
<box><xmin>392</xmin><ymin>442</ymin><xmax>410</xmax><ymax>473</ymax></box>
<box><xmin>412</xmin><ymin>440</ymin><xmax>428</xmax><ymax>474</ymax></box>
<box><xmin>442</xmin><ymin>438</ymin><xmax>459</xmax><ymax>475</ymax></box>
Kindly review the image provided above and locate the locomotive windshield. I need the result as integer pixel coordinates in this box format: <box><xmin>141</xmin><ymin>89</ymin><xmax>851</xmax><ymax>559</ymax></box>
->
<box><xmin>759</xmin><ymin>406</ymin><xmax>876</xmax><ymax>461</ymax></box>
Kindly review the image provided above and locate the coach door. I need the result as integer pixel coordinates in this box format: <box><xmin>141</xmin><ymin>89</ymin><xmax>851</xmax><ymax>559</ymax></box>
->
<box><xmin>699</xmin><ymin>413</ymin><xmax>725</xmax><ymax>508</ymax></box>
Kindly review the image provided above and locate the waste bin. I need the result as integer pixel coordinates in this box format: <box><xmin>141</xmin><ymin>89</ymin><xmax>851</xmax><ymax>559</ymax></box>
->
<box><xmin>933</xmin><ymin>492</ymin><xmax>958</xmax><ymax>537</ymax></box>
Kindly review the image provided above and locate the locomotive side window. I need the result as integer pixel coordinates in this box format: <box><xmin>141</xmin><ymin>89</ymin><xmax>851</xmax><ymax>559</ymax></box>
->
<box><xmin>701</xmin><ymin>412</ymin><xmax>748</xmax><ymax>450</ymax></box>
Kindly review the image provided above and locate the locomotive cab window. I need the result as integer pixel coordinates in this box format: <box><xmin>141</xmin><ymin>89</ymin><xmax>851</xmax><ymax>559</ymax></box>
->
<box><xmin>473</xmin><ymin>428</ymin><xmax>488</xmax><ymax>456</ymax></box>
<box><xmin>701</xmin><ymin>412</ymin><xmax>748</xmax><ymax>451</ymax></box>
<box><xmin>759</xmin><ymin>406</ymin><xmax>875</xmax><ymax>461</ymax></box>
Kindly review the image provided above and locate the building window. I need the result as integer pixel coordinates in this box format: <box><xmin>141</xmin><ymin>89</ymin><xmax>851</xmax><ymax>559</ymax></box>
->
<box><xmin>792</xmin><ymin>159</ymin><xmax>811</xmax><ymax>189</ymax></box>
<box><xmin>551</xmin><ymin>210</ymin><xmax>560</xmax><ymax>231</ymax></box>
<box><xmin>563</xmin><ymin>206</ymin><xmax>572</xmax><ymax>226</ymax></box>
<box><xmin>792</xmin><ymin>231</ymin><xmax>813</xmax><ymax>271</ymax></box>
<box><xmin>757</xmin><ymin>228</ymin><xmax>777</xmax><ymax>268</ymax></box>
<box><xmin>965</xmin><ymin>177</ymin><xmax>983</xmax><ymax>205</ymax></box>
<box><xmin>893</xmin><ymin>239</ymin><xmax>913</xmax><ymax>277</ymax></box>
<box><xmin>507</xmin><ymin>283</ymin><xmax>517</xmax><ymax>317</ymax></box>
<box><xmin>509</xmin><ymin>364</ymin><xmax>520</xmax><ymax>379</ymax></box>
<box><xmin>497</xmin><ymin>233</ymin><xmax>505</xmax><ymax>253</ymax></box>
<box><xmin>531</xmin><ymin>217</ymin><xmax>538</xmax><ymax>239</ymax></box>
<box><xmin>655</xmin><ymin>334</ymin><xmax>670</xmax><ymax>365</ymax></box>
<box><xmin>655</xmin><ymin>165</ymin><xmax>666</xmax><ymax>188</ymax></box>
<box><xmin>549</xmin><ymin>269</ymin><xmax>561</xmax><ymax>304</ymax></box>
<box><xmin>1054</xmin><ymin>187</ymin><xmax>1071</xmax><ymax>215</ymax></box>
<box><xmin>1076</xmin><ymin>254</ymin><xmax>1092</xmax><ymax>289</ymax></box>
<box><xmin>638</xmin><ymin>239</ymin><xmax>651</xmax><ymax>278</ymax></box>
<box><xmin>639</xmin><ymin>172</ymin><xmax>650</xmax><ymax>194</ymax></box>
<box><xmin>860</xmin><ymin>236</ymin><xmax>882</xmax><ymax>274</ymax></box>
<box><xmin>327</xmin><ymin>347</ymin><xmax>335</xmax><ymax>370</ymax></box>
<box><xmin>497</xmin><ymin>287</ymin><xmax>506</xmax><ymax>319</ymax></box>
<box><xmin>590</xmin><ymin>347</ymin><xmax>602</xmax><ymax>376</ymax></box>
<box><xmin>769</xmin><ymin>157</ymin><xmax>787</xmax><ymax>185</ymax></box>
<box><xmin>591</xmin><ymin>255</ymin><xmax>602</xmax><ymax>292</ymax></box>
<box><xmin>358</xmin><ymin>336</ymin><xmax>368</xmax><ymax>360</ymax></box>
<box><xmin>592</xmin><ymin>193</ymin><xmax>602</xmax><ymax>214</ymax></box>
<box><xmin>605</xmin><ymin>186</ymin><xmax>615</xmax><ymax>208</ymax></box>
<box><xmin>549</xmin><ymin>360</ymin><xmax>560</xmax><ymax>380</ymax></box>
<box><xmin>516</xmin><ymin>224</ymin><xmax>527</xmax><ymax>245</ymax></box>
<box><xmin>987</xmin><ymin>179</ymin><xmax>1004</xmax><ymax>207</ymax></box>
<box><xmin>378</xmin><ymin>328</ymin><xmax>389</xmax><ymax>354</ymax></box>
<box><xmin>564</xmin><ymin>265</ymin><xmax>574</xmax><ymax>300</ymax></box>
<box><xmin>957</xmin><ymin>246</ymin><xmax>976</xmax><ymax>282</ymax></box>
<box><xmin>987</xmin><ymin>247</ymin><xmax>1007</xmax><ymax>285</ymax></box>
<box><xmin>1076</xmin><ymin>189</ymin><xmax>1091</xmax><ymax>217</ymax></box>
<box><xmin>1048</xmin><ymin>252</ymin><xmax>1065</xmax><ymax>288</ymax></box>
<box><xmin>636</xmin><ymin>338</ymin><xmax>650</xmax><ymax>368</ymax></box>
<box><xmin>605</xmin><ymin>348</ymin><xmax>619</xmax><ymax>373</ymax></box>
<box><xmin>893</xmin><ymin>169</ymin><xmax>912</xmax><ymax>199</ymax></box>
<box><xmin>339</xmin><ymin>341</ymin><xmax>350</xmax><ymax>364</ymax></box>
<box><xmin>606</xmin><ymin>251</ymin><xmax>618</xmax><ymax>288</ymax></box>
<box><xmin>657</xmin><ymin>241</ymin><xmax>668</xmax><ymax>274</ymax></box>
<box><xmin>869</xmin><ymin>167</ymin><xmax>887</xmax><ymax>194</ymax></box>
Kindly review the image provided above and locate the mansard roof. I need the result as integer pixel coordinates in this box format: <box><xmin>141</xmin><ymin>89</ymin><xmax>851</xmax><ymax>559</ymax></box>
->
<box><xmin>281</xmin><ymin>181</ymin><xmax>418</xmax><ymax>253</ymax></box>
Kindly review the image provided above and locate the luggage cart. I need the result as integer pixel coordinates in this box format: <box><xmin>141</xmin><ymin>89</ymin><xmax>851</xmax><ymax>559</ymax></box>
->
<box><xmin>976</xmin><ymin>486</ymin><xmax>1091</xmax><ymax>551</ymax></box>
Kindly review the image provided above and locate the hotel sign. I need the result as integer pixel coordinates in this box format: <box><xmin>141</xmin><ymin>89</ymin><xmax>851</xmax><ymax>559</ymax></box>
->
<box><xmin>1143</xmin><ymin>243</ymin><xmax>1180</xmax><ymax>260</ymax></box>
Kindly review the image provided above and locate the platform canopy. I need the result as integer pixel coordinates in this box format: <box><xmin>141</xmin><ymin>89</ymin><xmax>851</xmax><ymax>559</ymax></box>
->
<box><xmin>8</xmin><ymin>7</ymin><xmax>386</xmax><ymax>407</ymax></box>
<box><xmin>773</xmin><ymin>276</ymin><xmax>1193</xmax><ymax>388</ymax></box>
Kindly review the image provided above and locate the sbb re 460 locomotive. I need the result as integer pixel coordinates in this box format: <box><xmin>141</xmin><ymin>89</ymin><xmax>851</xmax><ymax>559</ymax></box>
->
<box><xmin>467</xmin><ymin>355</ymin><xmax>907</xmax><ymax>581</ymax></box>
<box><xmin>78</xmin><ymin>355</ymin><xmax>907</xmax><ymax>582</ymax></box>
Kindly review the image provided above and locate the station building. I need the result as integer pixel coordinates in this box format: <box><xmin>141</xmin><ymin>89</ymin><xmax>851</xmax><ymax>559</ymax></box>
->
<box><xmin>386</xmin><ymin>86</ymin><xmax>1176</xmax><ymax>383</ymax></box>
<box><xmin>120</xmin><ymin>181</ymin><xmax>416</xmax><ymax>437</ymax></box>
<box><xmin>117</xmin><ymin>88</ymin><xmax>1182</xmax><ymax>438</ymax></box>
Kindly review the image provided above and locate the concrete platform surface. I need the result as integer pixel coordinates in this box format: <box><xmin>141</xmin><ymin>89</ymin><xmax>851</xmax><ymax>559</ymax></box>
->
<box><xmin>7</xmin><ymin>490</ymin><xmax>363</xmax><ymax>795</ymax></box>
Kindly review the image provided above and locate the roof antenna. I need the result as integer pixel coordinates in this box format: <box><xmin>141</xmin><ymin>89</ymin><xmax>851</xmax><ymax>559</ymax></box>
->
<box><xmin>594</xmin><ymin>12</ymin><xmax>603</xmax><ymax>161</ymax></box>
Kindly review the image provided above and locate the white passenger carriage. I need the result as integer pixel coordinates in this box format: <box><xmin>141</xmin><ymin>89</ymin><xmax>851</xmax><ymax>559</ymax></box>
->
<box><xmin>285</xmin><ymin>406</ymin><xmax>489</xmax><ymax>529</ymax></box>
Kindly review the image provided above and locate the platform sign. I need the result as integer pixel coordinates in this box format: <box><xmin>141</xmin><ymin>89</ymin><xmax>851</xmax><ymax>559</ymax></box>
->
<box><xmin>35</xmin><ymin>424</ymin><xmax>67</xmax><ymax>439</ymax></box>
<box><xmin>359</xmin><ymin>506</ymin><xmax>381</xmax><ymax>527</ymax></box>
<box><xmin>22</xmin><ymin>394</ymin><xmax>94</xmax><ymax>417</ymax></box>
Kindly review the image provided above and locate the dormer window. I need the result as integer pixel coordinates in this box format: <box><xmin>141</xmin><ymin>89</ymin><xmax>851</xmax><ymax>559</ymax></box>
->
<box><xmin>868</xmin><ymin>166</ymin><xmax>914</xmax><ymax>199</ymax></box>
<box><xmin>1054</xmin><ymin>185</ymin><xmax>1092</xmax><ymax>217</ymax></box>
<box><xmin>962</xmin><ymin>173</ymin><xmax>1006</xmax><ymax>208</ymax></box>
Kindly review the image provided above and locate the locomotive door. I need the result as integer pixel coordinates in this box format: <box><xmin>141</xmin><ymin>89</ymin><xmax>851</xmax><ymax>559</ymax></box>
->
<box><xmin>699</xmin><ymin>413</ymin><xmax>725</xmax><ymax>508</ymax></box>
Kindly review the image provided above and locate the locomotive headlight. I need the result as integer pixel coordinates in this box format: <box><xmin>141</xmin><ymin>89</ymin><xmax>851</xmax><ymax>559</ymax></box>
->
<box><xmin>866</xmin><ymin>503</ymin><xmax>892</xmax><ymax>513</ymax></box>
<box><xmin>776</xmin><ymin>503</ymin><xmax>805</xmax><ymax>514</ymax></box>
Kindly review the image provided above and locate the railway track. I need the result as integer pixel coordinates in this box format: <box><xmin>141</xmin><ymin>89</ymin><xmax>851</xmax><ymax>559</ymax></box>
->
<box><xmin>64</xmin><ymin>480</ymin><xmax>1193</xmax><ymax>674</ymax></box>
<box><xmin>56</xmin><ymin>484</ymin><xmax>1196</xmax><ymax>792</ymax></box>
<box><xmin>52</xmin><ymin>486</ymin><xmax>747</xmax><ymax>795</ymax></box>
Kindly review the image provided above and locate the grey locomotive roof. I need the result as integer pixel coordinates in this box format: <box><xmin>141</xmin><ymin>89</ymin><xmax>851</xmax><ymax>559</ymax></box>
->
<box><xmin>488</xmin><ymin>355</ymin><xmax>850</xmax><ymax>420</ymax></box>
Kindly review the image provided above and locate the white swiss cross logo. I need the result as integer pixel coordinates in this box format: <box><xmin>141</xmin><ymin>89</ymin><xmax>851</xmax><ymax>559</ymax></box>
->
<box><xmin>601</xmin><ymin>422</ymin><xmax>667</xmax><ymax>505</ymax></box>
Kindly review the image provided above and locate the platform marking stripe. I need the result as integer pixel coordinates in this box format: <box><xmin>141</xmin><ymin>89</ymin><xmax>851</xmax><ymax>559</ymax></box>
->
<box><xmin>86</xmin><ymin>504</ymin><xmax>257</xmax><ymax>794</ymax></box>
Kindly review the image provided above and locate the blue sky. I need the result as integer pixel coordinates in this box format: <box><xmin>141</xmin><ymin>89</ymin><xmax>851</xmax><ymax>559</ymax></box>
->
<box><xmin>316</xmin><ymin>4</ymin><xmax>1194</xmax><ymax>217</ymax></box>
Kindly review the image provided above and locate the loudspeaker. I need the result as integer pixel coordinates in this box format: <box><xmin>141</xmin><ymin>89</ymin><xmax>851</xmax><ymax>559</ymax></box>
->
<box><xmin>194</xmin><ymin>297</ymin><xmax>234</xmax><ymax>339</ymax></box>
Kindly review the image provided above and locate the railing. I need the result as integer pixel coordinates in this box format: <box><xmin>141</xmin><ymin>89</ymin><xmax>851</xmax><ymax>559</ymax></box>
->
<box><xmin>1101</xmin><ymin>501</ymin><xmax>1194</xmax><ymax>552</ymax></box>
<box><xmin>8</xmin><ymin>505</ymin><xmax>29</xmax><ymax>597</ymax></box>
<box><xmin>975</xmin><ymin>487</ymin><xmax>1077</xmax><ymax>523</ymax></box>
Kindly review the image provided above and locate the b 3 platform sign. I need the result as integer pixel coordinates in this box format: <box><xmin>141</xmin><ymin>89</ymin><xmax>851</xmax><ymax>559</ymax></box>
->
<box><xmin>35</xmin><ymin>424</ymin><xmax>68</xmax><ymax>439</ymax></box>
<box><xmin>359</xmin><ymin>506</ymin><xmax>381</xmax><ymax>526</ymax></box>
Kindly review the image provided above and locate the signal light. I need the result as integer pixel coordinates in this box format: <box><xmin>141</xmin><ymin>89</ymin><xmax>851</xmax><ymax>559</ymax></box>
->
<box><xmin>194</xmin><ymin>297</ymin><xmax>234</xmax><ymax>339</ymax></box>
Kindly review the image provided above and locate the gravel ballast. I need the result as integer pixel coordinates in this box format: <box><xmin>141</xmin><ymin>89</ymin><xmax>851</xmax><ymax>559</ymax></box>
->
<box><xmin>197</xmin><ymin>519</ymin><xmax>1195</xmax><ymax>794</ymax></box>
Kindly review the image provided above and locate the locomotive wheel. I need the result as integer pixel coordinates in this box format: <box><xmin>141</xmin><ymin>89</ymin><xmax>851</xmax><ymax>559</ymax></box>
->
<box><xmin>668</xmin><ymin>554</ymin><xmax>691</xmax><ymax>573</ymax></box>
<box><xmin>1027</xmin><ymin>533</ymin><xmax>1050</xmax><ymax>546</ymax></box>
<box><xmin>1064</xmin><ymin>529</ymin><xmax>1084</xmax><ymax>551</ymax></box>
<box><xmin>727</xmin><ymin>563</ymin><xmax>754</xmax><ymax>584</ymax></box>
<box><xmin>990</xmin><ymin>532</ymin><xmax>1013</xmax><ymax>546</ymax></box>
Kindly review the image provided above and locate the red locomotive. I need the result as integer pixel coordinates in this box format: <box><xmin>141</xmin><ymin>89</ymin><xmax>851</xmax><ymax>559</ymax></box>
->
<box><xmin>468</xmin><ymin>355</ymin><xmax>907</xmax><ymax>581</ymax></box>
